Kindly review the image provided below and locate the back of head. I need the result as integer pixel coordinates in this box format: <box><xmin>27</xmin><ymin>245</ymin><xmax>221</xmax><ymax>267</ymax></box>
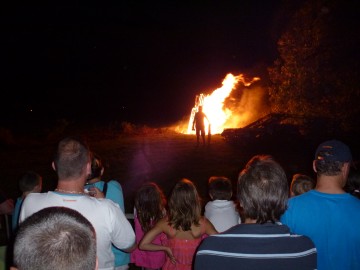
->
<box><xmin>208</xmin><ymin>176</ymin><xmax>233</xmax><ymax>200</ymax></box>
<box><xmin>135</xmin><ymin>182</ymin><xmax>166</xmax><ymax>232</ymax></box>
<box><xmin>53</xmin><ymin>137</ymin><xmax>90</xmax><ymax>180</ymax></box>
<box><xmin>314</xmin><ymin>139</ymin><xmax>352</xmax><ymax>176</ymax></box>
<box><xmin>290</xmin><ymin>174</ymin><xmax>315</xmax><ymax>196</ymax></box>
<box><xmin>88</xmin><ymin>153</ymin><xmax>104</xmax><ymax>181</ymax></box>
<box><xmin>238</xmin><ymin>155</ymin><xmax>288</xmax><ymax>223</ymax></box>
<box><xmin>13</xmin><ymin>207</ymin><xmax>97</xmax><ymax>270</ymax></box>
<box><xmin>168</xmin><ymin>178</ymin><xmax>201</xmax><ymax>231</ymax></box>
<box><xmin>18</xmin><ymin>171</ymin><xmax>42</xmax><ymax>193</ymax></box>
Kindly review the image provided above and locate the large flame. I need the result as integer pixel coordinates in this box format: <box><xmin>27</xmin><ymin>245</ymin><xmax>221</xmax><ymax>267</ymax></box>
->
<box><xmin>183</xmin><ymin>73</ymin><xmax>260</xmax><ymax>134</ymax></box>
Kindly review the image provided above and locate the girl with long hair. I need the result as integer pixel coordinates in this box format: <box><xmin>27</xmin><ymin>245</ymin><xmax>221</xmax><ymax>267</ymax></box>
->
<box><xmin>131</xmin><ymin>182</ymin><xmax>167</xmax><ymax>270</ymax></box>
<box><xmin>139</xmin><ymin>179</ymin><xmax>217</xmax><ymax>270</ymax></box>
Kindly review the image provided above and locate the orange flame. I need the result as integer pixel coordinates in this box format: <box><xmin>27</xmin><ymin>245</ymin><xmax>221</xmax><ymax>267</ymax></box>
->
<box><xmin>183</xmin><ymin>73</ymin><xmax>260</xmax><ymax>134</ymax></box>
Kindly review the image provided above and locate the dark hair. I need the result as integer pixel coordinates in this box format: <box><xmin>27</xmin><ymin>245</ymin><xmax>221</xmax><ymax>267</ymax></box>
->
<box><xmin>13</xmin><ymin>207</ymin><xmax>96</xmax><ymax>270</ymax></box>
<box><xmin>345</xmin><ymin>168</ymin><xmax>360</xmax><ymax>199</ymax></box>
<box><xmin>237</xmin><ymin>155</ymin><xmax>288</xmax><ymax>223</ymax></box>
<box><xmin>53</xmin><ymin>137</ymin><xmax>91</xmax><ymax>180</ymax></box>
<box><xmin>314</xmin><ymin>159</ymin><xmax>344</xmax><ymax>176</ymax></box>
<box><xmin>168</xmin><ymin>179</ymin><xmax>201</xmax><ymax>231</ymax></box>
<box><xmin>208</xmin><ymin>176</ymin><xmax>232</xmax><ymax>200</ymax></box>
<box><xmin>18</xmin><ymin>171</ymin><xmax>42</xmax><ymax>193</ymax></box>
<box><xmin>134</xmin><ymin>182</ymin><xmax>166</xmax><ymax>232</ymax></box>
<box><xmin>290</xmin><ymin>174</ymin><xmax>315</xmax><ymax>196</ymax></box>
<box><xmin>88</xmin><ymin>152</ymin><xmax>104</xmax><ymax>180</ymax></box>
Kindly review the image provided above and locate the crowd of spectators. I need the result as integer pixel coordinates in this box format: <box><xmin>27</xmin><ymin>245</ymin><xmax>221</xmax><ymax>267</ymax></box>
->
<box><xmin>1</xmin><ymin>137</ymin><xmax>359</xmax><ymax>270</ymax></box>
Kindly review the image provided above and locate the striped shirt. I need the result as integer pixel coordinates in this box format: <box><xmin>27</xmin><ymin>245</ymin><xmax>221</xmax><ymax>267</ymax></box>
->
<box><xmin>194</xmin><ymin>223</ymin><xmax>316</xmax><ymax>270</ymax></box>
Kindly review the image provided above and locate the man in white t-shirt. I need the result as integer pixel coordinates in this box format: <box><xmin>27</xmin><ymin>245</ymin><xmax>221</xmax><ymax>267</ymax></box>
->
<box><xmin>19</xmin><ymin>136</ymin><xmax>135</xmax><ymax>270</ymax></box>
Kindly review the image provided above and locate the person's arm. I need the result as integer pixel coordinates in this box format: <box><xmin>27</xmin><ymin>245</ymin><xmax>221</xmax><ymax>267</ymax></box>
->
<box><xmin>122</xmin><ymin>242</ymin><xmax>137</xmax><ymax>253</ymax></box>
<box><xmin>139</xmin><ymin>218</ymin><xmax>176</xmax><ymax>264</ymax></box>
<box><xmin>107</xmin><ymin>201</ymin><xmax>135</xmax><ymax>252</ymax></box>
<box><xmin>105</xmin><ymin>180</ymin><xmax>125</xmax><ymax>213</ymax></box>
<box><xmin>203</xmin><ymin>217</ymin><xmax>218</xmax><ymax>235</ymax></box>
<box><xmin>87</xmin><ymin>187</ymin><xmax>105</xmax><ymax>198</ymax></box>
<box><xmin>204</xmin><ymin>114</ymin><xmax>210</xmax><ymax>125</ymax></box>
<box><xmin>0</xmin><ymin>198</ymin><xmax>14</xmax><ymax>215</ymax></box>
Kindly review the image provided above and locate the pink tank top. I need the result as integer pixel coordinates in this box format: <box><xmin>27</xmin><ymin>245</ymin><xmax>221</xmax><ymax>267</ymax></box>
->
<box><xmin>162</xmin><ymin>220</ymin><xmax>207</xmax><ymax>270</ymax></box>
<box><xmin>131</xmin><ymin>215</ymin><xmax>166</xmax><ymax>269</ymax></box>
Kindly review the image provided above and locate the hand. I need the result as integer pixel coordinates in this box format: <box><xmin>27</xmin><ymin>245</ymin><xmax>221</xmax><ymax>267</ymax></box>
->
<box><xmin>192</xmin><ymin>127</ymin><xmax>195</xmax><ymax>131</ymax></box>
<box><xmin>165</xmin><ymin>247</ymin><xmax>177</xmax><ymax>264</ymax></box>
<box><xmin>88</xmin><ymin>187</ymin><xmax>105</xmax><ymax>199</ymax></box>
<box><xmin>0</xmin><ymin>199</ymin><xmax>14</xmax><ymax>215</ymax></box>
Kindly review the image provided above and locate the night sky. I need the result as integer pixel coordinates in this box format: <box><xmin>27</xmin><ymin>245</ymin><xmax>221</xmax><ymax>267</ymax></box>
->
<box><xmin>1</xmin><ymin>1</ymin><xmax>291</xmax><ymax>129</ymax></box>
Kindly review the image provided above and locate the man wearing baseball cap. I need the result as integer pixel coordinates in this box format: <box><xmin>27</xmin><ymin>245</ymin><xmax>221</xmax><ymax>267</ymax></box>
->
<box><xmin>281</xmin><ymin>139</ymin><xmax>360</xmax><ymax>270</ymax></box>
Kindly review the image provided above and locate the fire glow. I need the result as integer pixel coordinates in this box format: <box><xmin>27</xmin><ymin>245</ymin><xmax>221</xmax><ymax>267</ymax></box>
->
<box><xmin>184</xmin><ymin>73</ymin><xmax>260</xmax><ymax>134</ymax></box>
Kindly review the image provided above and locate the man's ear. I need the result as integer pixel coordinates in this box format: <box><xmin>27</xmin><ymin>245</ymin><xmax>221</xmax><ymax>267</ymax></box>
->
<box><xmin>342</xmin><ymin>162</ymin><xmax>350</xmax><ymax>179</ymax></box>
<box><xmin>312</xmin><ymin>160</ymin><xmax>317</xmax><ymax>173</ymax></box>
<box><xmin>86</xmin><ymin>162</ymin><xmax>91</xmax><ymax>176</ymax></box>
<box><xmin>52</xmin><ymin>161</ymin><xmax>56</xmax><ymax>171</ymax></box>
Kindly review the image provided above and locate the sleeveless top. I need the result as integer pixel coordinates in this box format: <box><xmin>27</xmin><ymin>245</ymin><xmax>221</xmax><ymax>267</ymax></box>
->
<box><xmin>163</xmin><ymin>220</ymin><xmax>207</xmax><ymax>270</ymax></box>
<box><xmin>131</xmin><ymin>213</ymin><xmax>166</xmax><ymax>269</ymax></box>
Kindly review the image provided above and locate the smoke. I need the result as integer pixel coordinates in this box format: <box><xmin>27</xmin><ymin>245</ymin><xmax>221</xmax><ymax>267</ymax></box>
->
<box><xmin>225</xmin><ymin>84</ymin><xmax>270</xmax><ymax>128</ymax></box>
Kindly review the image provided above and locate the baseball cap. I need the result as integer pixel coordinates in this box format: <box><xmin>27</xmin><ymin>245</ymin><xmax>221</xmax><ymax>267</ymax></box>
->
<box><xmin>315</xmin><ymin>139</ymin><xmax>352</xmax><ymax>162</ymax></box>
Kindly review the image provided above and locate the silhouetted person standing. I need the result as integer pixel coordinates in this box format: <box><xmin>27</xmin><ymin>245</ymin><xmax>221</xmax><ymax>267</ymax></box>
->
<box><xmin>192</xmin><ymin>106</ymin><xmax>209</xmax><ymax>146</ymax></box>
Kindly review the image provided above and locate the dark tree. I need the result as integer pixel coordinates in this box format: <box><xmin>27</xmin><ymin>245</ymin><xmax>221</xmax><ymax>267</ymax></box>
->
<box><xmin>268</xmin><ymin>0</ymin><xmax>360</xmax><ymax>130</ymax></box>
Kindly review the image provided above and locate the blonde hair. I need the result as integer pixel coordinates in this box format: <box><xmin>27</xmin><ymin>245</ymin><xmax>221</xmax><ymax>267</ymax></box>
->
<box><xmin>290</xmin><ymin>174</ymin><xmax>315</xmax><ymax>196</ymax></box>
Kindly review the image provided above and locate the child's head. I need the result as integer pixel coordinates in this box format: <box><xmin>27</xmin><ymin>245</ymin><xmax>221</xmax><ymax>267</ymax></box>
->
<box><xmin>135</xmin><ymin>182</ymin><xmax>166</xmax><ymax>232</ymax></box>
<box><xmin>19</xmin><ymin>171</ymin><xmax>42</xmax><ymax>194</ymax></box>
<box><xmin>290</xmin><ymin>174</ymin><xmax>315</xmax><ymax>197</ymax></box>
<box><xmin>208</xmin><ymin>176</ymin><xmax>233</xmax><ymax>200</ymax></box>
<box><xmin>168</xmin><ymin>178</ymin><xmax>201</xmax><ymax>231</ymax></box>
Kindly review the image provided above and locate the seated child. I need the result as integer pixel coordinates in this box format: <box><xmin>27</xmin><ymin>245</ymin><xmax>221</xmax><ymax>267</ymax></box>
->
<box><xmin>204</xmin><ymin>176</ymin><xmax>240</xmax><ymax>232</ymax></box>
<box><xmin>290</xmin><ymin>174</ymin><xmax>315</xmax><ymax>197</ymax></box>
<box><xmin>12</xmin><ymin>171</ymin><xmax>42</xmax><ymax>231</ymax></box>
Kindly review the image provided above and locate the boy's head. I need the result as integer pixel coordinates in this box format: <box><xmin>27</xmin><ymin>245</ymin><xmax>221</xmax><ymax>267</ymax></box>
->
<box><xmin>208</xmin><ymin>176</ymin><xmax>233</xmax><ymax>200</ymax></box>
<box><xmin>290</xmin><ymin>174</ymin><xmax>315</xmax><ymax>197</ymax></box>
<box><xmin>19</xmin><ymin>171</ymin><xmax>42</xmax><ymax>193</ymax></box>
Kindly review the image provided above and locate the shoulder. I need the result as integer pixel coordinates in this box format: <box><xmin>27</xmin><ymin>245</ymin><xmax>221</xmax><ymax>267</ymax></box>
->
<box><xmin>205</xmin><ymin>201</ymin><xmax>213</xmax><ymax>208</ymax></box>
<box><xmin>287</xmin><ymin>191</ymin><xmax>314</xmax><ymax>206</ymax></box>
<box><xmin>95</xmin><ymin>197</ymin><xmax>122</xmax><ymax>210</ymax></box>
<box><xmin>22</xmin><ymin>192</ymin><xmax>45</xmax><ymax>203</ymax></box>
<box><xmin>107</xmin><ymin>180</ymin><xmax>122</xmax><ymax>188</ymax></box>
<box><xmin>105</xmin><ymin>180</ymin><xmax>123</xmax><ymax>193</ymax></box>
<box><xmin>200</xmin><ymin>216</ymin><xmax>215</xmax><ymax>230</ymax></box>
<box><xmin>156</xmin><ymin>217</ymin><xmax>168</xmax><ymax>226</ymax></box>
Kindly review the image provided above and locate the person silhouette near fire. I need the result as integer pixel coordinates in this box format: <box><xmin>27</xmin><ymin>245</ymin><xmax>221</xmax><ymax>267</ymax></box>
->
<box><xmin>192</xmin><ymin>106</ymin><xmax>209</xmax><ymax>146</ymax></box>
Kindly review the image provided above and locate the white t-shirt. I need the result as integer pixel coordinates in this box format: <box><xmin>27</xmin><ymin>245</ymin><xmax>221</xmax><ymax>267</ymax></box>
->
<box><xmin>204</xmin><ymin>200</ymin><xmax>240</xmax><ymax>232</ymax></box>
<box><xmin>20</xmin><ymin>192</ymin><xmax>135</xmax><ymax>270</ymax></box>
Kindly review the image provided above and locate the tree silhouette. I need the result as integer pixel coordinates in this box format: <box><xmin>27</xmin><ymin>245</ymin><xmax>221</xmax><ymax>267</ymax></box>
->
<box><xmin>268</xmin><ymin>0</ymin><xmax>360</xmax><ymax>130</ymax></box>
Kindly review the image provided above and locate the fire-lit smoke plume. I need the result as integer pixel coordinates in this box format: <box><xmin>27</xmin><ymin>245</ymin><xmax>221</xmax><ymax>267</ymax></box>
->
<box><xmin>174</xmin><ymin>73</ymin><xmax>269</xmax><ymax>134</ymax></box>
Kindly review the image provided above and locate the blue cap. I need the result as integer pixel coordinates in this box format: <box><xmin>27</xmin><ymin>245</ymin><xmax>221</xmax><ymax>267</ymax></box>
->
<box><xmin>315</xmin><ymin>140</ymin><xmax>352</xmax><ymax>162</ymax></box>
